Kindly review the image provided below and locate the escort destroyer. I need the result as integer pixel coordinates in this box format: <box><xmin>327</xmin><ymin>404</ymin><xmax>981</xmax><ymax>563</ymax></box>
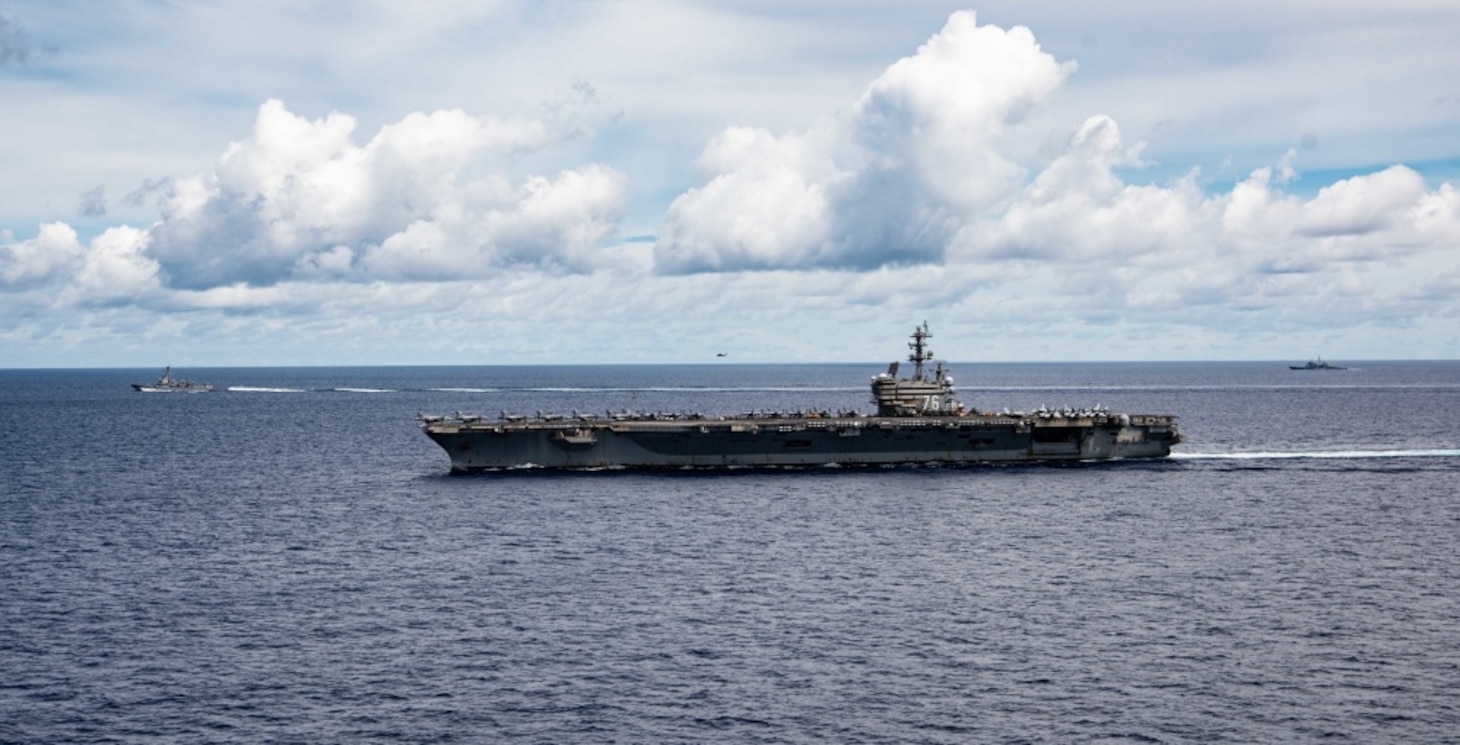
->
<box><xmin>421</xmin><ymin>324</ymin><xmax>1183</xmax><ymax>471</ymax></box>
<box><xmin>1290</xmin><ymin>358</ymin><xmax>1346</xmax><ymax>371</ymax></box>
<box><xmin>132</xmin><ymin>366</ymin><xmax>216</xmax><ymax>393</ymax></box>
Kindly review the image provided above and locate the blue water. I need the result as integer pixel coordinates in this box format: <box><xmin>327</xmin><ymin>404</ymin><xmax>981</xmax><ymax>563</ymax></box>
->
<box><xmin>3</xmin><ymin>362</ymin><xmax>1458</xmax><ymax>743</ymax></box>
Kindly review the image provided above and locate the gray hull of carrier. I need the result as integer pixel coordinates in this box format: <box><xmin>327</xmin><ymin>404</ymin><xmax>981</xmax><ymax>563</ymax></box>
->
<box><xmin>424</xmin><ymin>413</ymin><xmax>1182</xmax><ymax>471</ymax></box>
<box><xmin>421</xmin><ymin>323</ymin><xmax>1184</xmax><ymax>472</ymax></box>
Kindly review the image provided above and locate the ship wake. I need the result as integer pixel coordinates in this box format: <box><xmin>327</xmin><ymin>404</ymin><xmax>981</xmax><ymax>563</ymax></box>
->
<box><xmin>1174</xmin><ymin>449</ymin><xmax>1460</xmax><ymax>460</ymax></box>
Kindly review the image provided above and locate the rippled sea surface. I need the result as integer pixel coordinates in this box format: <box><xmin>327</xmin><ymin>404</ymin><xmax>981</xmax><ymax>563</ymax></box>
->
<box><xmin>3</xmin><ymin>362</ymin><xmax>1458</xmax><ymax>743</ymax></box>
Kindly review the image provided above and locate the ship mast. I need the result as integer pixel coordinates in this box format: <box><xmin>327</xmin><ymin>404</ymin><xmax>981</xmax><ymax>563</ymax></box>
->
<box><xmin>907</xmin><ymin>321</ymin><xmax>933</xmax><ymax>381</ymax></box>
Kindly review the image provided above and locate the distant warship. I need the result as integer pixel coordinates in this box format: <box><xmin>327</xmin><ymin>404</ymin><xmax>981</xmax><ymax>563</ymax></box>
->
<box><xmin>132</xmin><ymin>366</ymin><xmax>215</xmax><ymax>393</ymax></box>
<box><xmin>421</xmin><ymin>323</ymin><xmax>1183</xmax><ymax>471</ymax></box>
<box><xmin>1290</xmin><ymin>358</ymin><xmax>1346</xmax><ymax>371</ymax></box>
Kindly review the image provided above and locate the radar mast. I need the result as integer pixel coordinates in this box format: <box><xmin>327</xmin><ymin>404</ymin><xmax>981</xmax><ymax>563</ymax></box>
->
<box><xmin>908</xmin><ymin>321</ymin><xmax>933</xmax><ymax>381</ymax></box>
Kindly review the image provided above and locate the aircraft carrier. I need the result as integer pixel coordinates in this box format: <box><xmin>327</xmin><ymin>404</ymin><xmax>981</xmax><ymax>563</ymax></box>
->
<box><xmin>421</xmin><ymin>324</ymin><xmax>1183</xmax><ymax>471</ymax></box>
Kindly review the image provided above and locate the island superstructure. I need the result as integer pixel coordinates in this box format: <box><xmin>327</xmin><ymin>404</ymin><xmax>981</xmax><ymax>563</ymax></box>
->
<box><xmin>421</xmin><ymin>323</ymin><xmax>1183</xmax><ymax>471</ymax></box>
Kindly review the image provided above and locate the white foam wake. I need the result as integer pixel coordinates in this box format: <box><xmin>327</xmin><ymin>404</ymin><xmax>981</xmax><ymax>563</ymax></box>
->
<box><xmin>517</xmin><ymin>386</ymin><xmax>862</xmax><ymax>393</ymax></box>
<box><xmin>227</xmin><ymin>386</ymin><xmax>306</xmax><ymax>393</ymax></box>
<box><xmin>1173</xmin><ymin>449</ymin><xmax>1460</xmax><ymax>460</ymax></box>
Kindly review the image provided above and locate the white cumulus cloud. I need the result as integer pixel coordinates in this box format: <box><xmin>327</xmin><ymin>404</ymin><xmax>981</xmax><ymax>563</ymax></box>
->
<box><xmin>1</xmin><ymin>223</ymin><xmax>159</xmax><ymax>311</ymax></box>
<box><xmin>147</xmin><ymin>99</ymin><xmax>624</xmax><ymax>289</ymax></box>
<box><xmin>651</xmin><ymin>8</ymin><xmax>1458</xmax><ymax>353</ymax></box>
<box><xmin>957</xmin><ymin>120</ymin><xmax>1459</xmax><ymax>334</ymax></box>
<box><xmin>654</xmin><ymin>126</ymin><xmax>838</xmax><ymax>273</ymax></box>
<box><xmin>656</xmin><ymin>10</ymin><xmax>1074</xmax><ymax>274</ymax></box>
<box><xmin>0</xmin><ymin>222</ymin><xmax>86</xmax><ymax>287</ymax></box>
<box><xmin>69</xmin><ymin>226</ymin><xmax>159</xmax><ymax>303</ymax></box>
<box><xmin>3</xmin><ymin>7</ymin><xmax>1458</xmax><ymax>365</ymax></box>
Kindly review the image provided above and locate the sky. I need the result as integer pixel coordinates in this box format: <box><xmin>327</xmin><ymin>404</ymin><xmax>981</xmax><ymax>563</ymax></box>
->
<box><xmin>1</xmin><ymin>1</ymin><xmax>1458</xmax><ymax>367</ymax></box>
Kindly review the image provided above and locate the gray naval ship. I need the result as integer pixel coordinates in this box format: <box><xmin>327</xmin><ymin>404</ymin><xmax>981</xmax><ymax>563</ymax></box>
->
<box><xmin>131</xmin><ymin>366</ymin><xmax>216</xmax><ymax>393</ymax></box>
<box><xmin>421</xmin><ymin>324</ymin><xmax>1183</xmax><ymax>471</ymax></box>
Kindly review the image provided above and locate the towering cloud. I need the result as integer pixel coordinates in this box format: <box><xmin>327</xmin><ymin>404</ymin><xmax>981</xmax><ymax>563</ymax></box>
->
<box><xmin>655</xmin><ymin>11</ymin><xmax>1074</xmax><ymax>274</ymax></box>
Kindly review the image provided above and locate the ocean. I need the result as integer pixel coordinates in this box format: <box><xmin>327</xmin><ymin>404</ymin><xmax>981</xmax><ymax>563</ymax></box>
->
<box><xmin>3</xmin><ymin>361</ymin><xmax>1458</xmax><ymax>743</ymax></box>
